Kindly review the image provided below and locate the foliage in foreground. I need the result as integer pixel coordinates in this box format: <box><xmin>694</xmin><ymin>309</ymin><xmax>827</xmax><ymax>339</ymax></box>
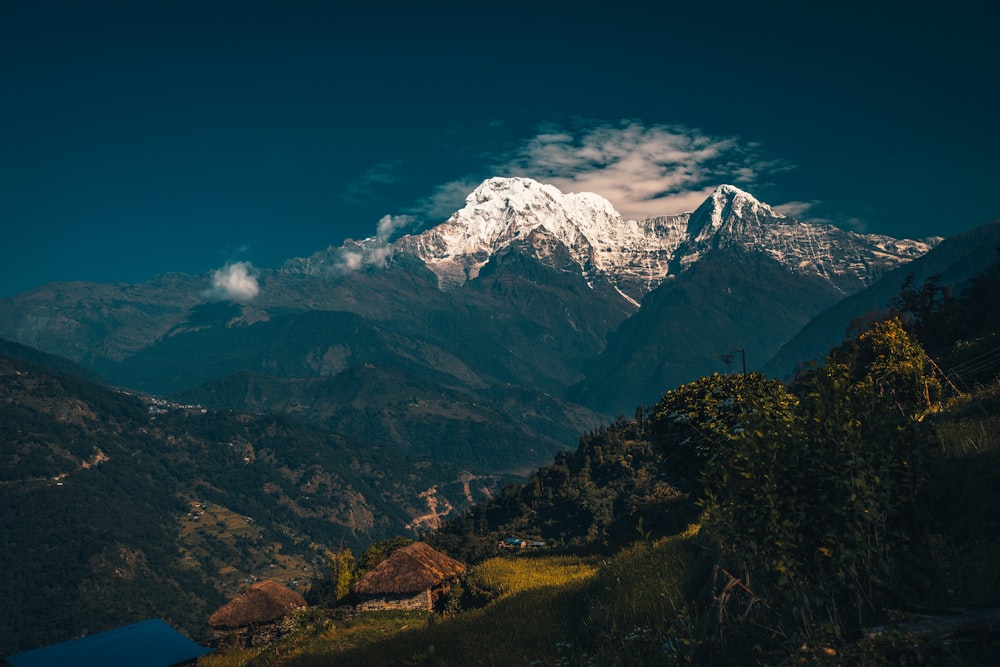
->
<box><xmin>683</xmin><ymin>319</ymin><xmax>945</xmax><ymax>658</ymax></box>
<box><xmin>205</xmin><ymin>267</ymin><xmax>1000</xmax><ymax>665</ymax></box>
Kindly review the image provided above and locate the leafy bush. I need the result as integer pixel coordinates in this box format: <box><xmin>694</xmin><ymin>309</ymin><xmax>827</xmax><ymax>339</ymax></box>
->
<box><xmin>692</xmin><ymin>319</ymin><xmax>944</xmax><ymax>656</ymax></box>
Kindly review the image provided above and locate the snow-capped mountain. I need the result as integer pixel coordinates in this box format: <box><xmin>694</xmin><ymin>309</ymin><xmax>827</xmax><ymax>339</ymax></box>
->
<box><xmin>393</xmin><ymin>177</ymin><xmax>686</xmax><ymax>301</ymax></box>
<box><xmin>672</xmin><ymin>184</ymin><xmax>936</xmax><ymax>293</ymax></box>
<box><xmin>0</xmin><ymin>171</ymin><xmax>975</xmax><ymax>555</ymax></box>
<box><xmin>286</xmin><ymin>177</ymin><xmax>938</xmax><ymax>303</ymax></box>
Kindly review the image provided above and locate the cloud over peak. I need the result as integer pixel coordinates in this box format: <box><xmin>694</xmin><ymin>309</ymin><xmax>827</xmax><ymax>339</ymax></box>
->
<box><xmin>204</xmin><ymin>261</ymin><xmax>260</xmax><ymax>302</ymax></box>
<box><xmin>410</xmin><ymin>120</ymin><xmax>792</xmax><ymax>223</ymax></box>
<box><xmin>505</xmin><ymin>121</ymin><xmax>791</xmax><ymax>219</ymax></box>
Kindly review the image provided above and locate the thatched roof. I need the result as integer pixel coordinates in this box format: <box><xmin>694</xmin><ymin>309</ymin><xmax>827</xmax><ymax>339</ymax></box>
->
<box><xmin>207</xmin><ymin>580</ymin><xmax>307</xmax><ymax>629</ymax></box>
<box><xmin>353</xmin><ymin>541</ymin><xmax>465</xmax><ymax>595</ymax></box>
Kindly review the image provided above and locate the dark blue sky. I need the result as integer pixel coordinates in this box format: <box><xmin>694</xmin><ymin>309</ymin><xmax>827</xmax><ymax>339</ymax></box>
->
<box><xmin>2</xmin><ymin>0</ymin><xmax>996</xmax><ymax>297</ymax></box>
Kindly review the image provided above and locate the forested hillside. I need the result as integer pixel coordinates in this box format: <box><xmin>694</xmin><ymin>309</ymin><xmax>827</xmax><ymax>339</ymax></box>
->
<box><xmin>0</xmin><ymin>352</ymin><xmax>419</xmax><ymax>654</ymax></box>
<box><xmin>410</xmin><ymin>257</ymin><xmax>1000</xmax><ymax>665</ymax></box>
<box><xmin>197</xmin><ymin>255</ymin><xmax>999</xmax><ymax>665</ymax></box>
<box><xmin>6</xmin><ymin>255</ymin><xmax>999</xmax><ymax>664</ymax></box>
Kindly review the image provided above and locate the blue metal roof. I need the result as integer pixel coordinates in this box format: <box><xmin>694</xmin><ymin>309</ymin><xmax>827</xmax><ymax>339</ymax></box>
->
<box><xmin>4</xmin><ymin>618</ymin><xmax>213</xmax><ymax>667</ymax></box>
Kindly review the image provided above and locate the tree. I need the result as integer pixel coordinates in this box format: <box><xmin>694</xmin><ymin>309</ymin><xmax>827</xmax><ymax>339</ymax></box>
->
<box><xmin>648</xmin><ymin>372</ymin><xmax>797</xmax><ymax>490</ymax></box>
<box><xmin>699</xmin><ymin>318</ymin><xmax>942</xmax><ymax>649</ymax></box>
<box><xmin>357</xmin><ymin>536</ymin><xmax>414</xmax><ymax>575</ymax></box>
<box><xmin>329</xmin><ymin>548</ymin><xmax>355</xmax><ymax>605</ymax></box>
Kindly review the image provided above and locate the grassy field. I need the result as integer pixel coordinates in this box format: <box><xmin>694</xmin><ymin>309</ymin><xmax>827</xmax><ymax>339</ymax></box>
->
<box><xmin>197</xmin><ymin>527</ymin><xmax>708</xmax><ymax>667</ymax></box>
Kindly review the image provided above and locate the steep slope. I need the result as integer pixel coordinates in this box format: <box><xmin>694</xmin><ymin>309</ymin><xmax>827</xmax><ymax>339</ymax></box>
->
<box><xmin>569</xmin><ymin>185</ymin><xmax>938</xmax><ymax>414</ymax></box>
<box><xmin>458</xmin><ymin>233</ymin><xmax>636</xmax><ymax>387</ymax></box>
<box><xmin>674</xmin><ymin>185</ymin><xmax>934</xmax><ymax>293</ymax></box>
<box><xmin>393</xmin><ymin>176</ymin><xmax>686</xmax><ymax>302</ymax></box>
<box><xmin>572</xmin><ymin>249</ymin><xmax>842</xmax><ymax>414</ymax></box>
<box><xmin>763</xmin><ymin>219</ymin><xmax>1000</xmax><ymax>379</ymax></box>
<box><xmin>0</xmin><ymin>347</ymin><xmax>419</xmax><ymax>654</ymax></box>
<box><xmin>371</xmin><ymin>179</ymin><xmax>928</xmax><ymax>294</ymax></box>
<box><xmin>286</xmin><ymin>179</ymin><xmax>934</xmax><ymax>307</ymax></box>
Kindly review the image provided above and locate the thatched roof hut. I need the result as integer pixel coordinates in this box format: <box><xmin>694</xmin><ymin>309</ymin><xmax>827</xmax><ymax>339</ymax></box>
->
<box><xmin>354</xmin><ymin>541</ymin><xmax>465</xmax><ymax>595</ymax></box>
<box><xmin>353</xmin><ymin>542</ymin><xmax>465</xmax><ymax>611</ymax></box>
<box><xmin>207</xmin><ymin>580</ymin><xmax>306</xmax><ymax>630</ymax></box>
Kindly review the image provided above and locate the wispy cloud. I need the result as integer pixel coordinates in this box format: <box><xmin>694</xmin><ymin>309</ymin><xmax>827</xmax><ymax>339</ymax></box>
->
<box><xmin>336</xmin><ymin>247</ymin><xmax>393</xmax><ymax>272</ymax></box>
<box><xmin>203</xmin><ymin>261</ymin><xmax>260</xmax><ymax>302</ymax></box>
<box><xmin>842</xmin><ymin>216</ymin><xmax>871</xmax><ymax>234</ymax></box>
<box><xmin>412</xmin><ymin>178</ymin><xmax>484</xmax><ymax>221</ymax></box>
<box><xmin>774</xmin><ymin>200</ymin><xmax>823</xmax><ymax>220</ymax></box>
<box><xmin>408</xmin><ymin>120</ymin><xmax>793</xmax><ymax>221</ymax></box>
<box><xmin>774</xmin><ymin>200</ymin><xmax>872</xmax><ymax>233</ymax></box>
<box><xmin>329</xmin><ymin>214</ymin><xmax>416</xmax><ymax>273</ymax></box>
<box><xmin>342</xmin><ymin>160</ymin><xmax>404</xmax><ymax>206</ymax></box>
<box><xmin>375</xmin><ymin>213</ymin><xmax>415</xmax><ymax>242</ymax></box>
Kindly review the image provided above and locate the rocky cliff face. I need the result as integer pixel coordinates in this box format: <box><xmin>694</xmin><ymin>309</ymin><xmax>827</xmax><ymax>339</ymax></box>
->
<box><xmin>287</xmin><ymin>177</ymin><xmax>937</xmax><ymax>305</ymax></box>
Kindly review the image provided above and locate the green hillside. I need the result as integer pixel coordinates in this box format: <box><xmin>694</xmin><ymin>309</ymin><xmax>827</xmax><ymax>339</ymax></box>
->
<box><xmin>204</xmin><ymin>256</ymin><xmax>1000</xmax><ymax>666</ymax></box>
<box><xmin>0</xmin><ymin>354</ymin><xmax>417</xmax><ymax>654</ymax></box>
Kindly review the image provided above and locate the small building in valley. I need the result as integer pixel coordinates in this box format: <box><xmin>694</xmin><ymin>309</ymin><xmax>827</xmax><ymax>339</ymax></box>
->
<box><xmin>499</xmin><ymin>537</ymin><xmax>546</xmax><ymax>549</ymax></box>
<box><xmin>353</xmin><ymin>541</ymin><xmax>465</xmax><ymax>612</ymax></box>
<box><xmin>207</xmin><ymin>580</ymin><xmax>307</xmax><ymax>648</ymax></box>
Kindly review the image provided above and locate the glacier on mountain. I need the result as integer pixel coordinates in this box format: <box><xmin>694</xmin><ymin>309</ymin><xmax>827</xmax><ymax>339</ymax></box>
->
<box><xmin>284</xmin><ymin>177</ymin><xmax>939</xmax><ymax>304</ymax></box>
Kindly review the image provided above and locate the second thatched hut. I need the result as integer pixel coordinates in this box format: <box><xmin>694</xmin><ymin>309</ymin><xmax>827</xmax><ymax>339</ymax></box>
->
<box><xmin>207</xmin><ymin>580</ymin><xmax>307</xmax><ymax>647</ymax></box>
<box><xmin>353</xmin><ymin>541</ymin><xmax>465</xmax><ymax>612</ymax></box>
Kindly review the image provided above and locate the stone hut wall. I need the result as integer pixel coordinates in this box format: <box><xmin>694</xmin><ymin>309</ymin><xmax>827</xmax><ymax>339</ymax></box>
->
<box><xmin>356</xmin><ymin>588</ymin><xmax>432</xmax><ymax>612</ymax></box>
<box><xmin>212</xmin><ymin>622</ymin><xmax>285</xmax><ymax>649</ymax></box>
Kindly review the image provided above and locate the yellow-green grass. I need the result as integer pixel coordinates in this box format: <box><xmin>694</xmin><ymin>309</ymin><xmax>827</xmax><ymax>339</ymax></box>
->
<box><xmin>272</xmin><ymin>553</ymin><xmax>602</xmax><ymax>666</ymax></box>
<box><xmin>923</xmin><ymin>391</ymin><xmax>1000</xmax><ymax>608</ymax></box>
<box><xmin>197</xmin><ymin>645</ymin><xmax>265</xmax><ymax>667</ymax></box>
<box><xmin>464</xmin><ymin>553</ymin><xmax>601</xmax><ymax>597</ymax></box>
<box><xmin>197</xmin><ymin>612</ymin><xmax>433</xmax><ymax>667</ymax></box>
<box><xmin>200</xmin><ymin>532</ymin><xmax>713</xmax><ymax>666</ymax></box>
<box><xmin>585</xmin><ymin>524</ymin><xmax>706</xmax><ymax>666</ymax></box>
<box><xmin>285</xmin><ymin>587</ymin><xmax>595</xmax><ymax>666</ymax></box>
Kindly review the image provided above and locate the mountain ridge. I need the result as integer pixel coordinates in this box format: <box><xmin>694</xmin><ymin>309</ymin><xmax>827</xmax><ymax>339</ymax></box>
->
<box><xmin>0</xmin><ymin>178</ymin><xmax>946</xmax><ymax>534</ymax></box>
<box><xmin>285</xmin><ymin>177</ymin><xmax>938</xmax><ymax>302</ymax></box>
<box><xmin>762</xmin><ymin>218</ymin><xmax>1000</xmax><ymax>379</ymax></box>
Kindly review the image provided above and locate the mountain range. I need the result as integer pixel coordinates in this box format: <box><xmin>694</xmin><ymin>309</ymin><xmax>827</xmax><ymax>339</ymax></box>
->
<box><xmin>0</xmin><ymin>177</ymin><xmax>948</xmax><ymax>503</ymax></box>
<box><xmin>6</xmin><ymin>176</ymin><xmax>1000</xmax><ymax>653</ymax></box>
<box><xmin>289</xmin><ymin>177</ymin><xmax>934</xmax><ymax>299</ymax></box>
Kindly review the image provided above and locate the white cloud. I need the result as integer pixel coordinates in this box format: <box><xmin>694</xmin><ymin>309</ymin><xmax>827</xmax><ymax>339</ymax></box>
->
<box><xmin>204</xmin><ymin>261</ymin><xmax>260</xmax><ymax>302</ymax></box>
<box><xmin>773</xmin><ymin>201</ymin><xmax>867</xmax><ymax>232</ymax></box>
<box><xmin>411</xmin><ymin>120</ymin><xmax>793</xmax><ymax>221</ymax></box>
<box><xmin>376</xmin><ymin>214</ymin><xmax>415</xmax><ymax>242</ymax></box>
<box><xmin>842</xmin><ymin>216</ymin><xmax>871</xmax><ymax>233</ymax></box>
<box><xmin>334</xmin><ymin>244</ymin><xmax>394</xmax><ymax>273</ymax></box>
<box><xmin>502</xmin><ymin>121</ymin><xmax>791</xmax><ymax>219</ymax></box>
<box><xmin>774</xmin><ymin>200</ymin><xmax>823</xmax><ymax>219</ymax></box>
<box><xmin>413</xmin><ymin>178</ymin><xmax>483</xmax><ymax>221</ymax></box>
<box><xmin>330</xmin><ymin>217</ymin><xmax>408</xmax><ymax>274</ymax></box>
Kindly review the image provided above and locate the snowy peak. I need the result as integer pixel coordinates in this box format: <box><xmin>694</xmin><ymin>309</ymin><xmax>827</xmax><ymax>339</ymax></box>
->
<box><xmin>467</xmin><ymin>176</ymin><xmax>618</xmax><ymax>219</ymax></box>
<box><xmin>456</xmin><ymin>176</ymin><xmax>622</xmax><ymax>251</ymax></box>
<box><xmin>285</xmin><ymin>177</ymin><xmax>937</xmax><ymax>303</ymax></box>
<box><xmin>686</xmin><ymin>184</ymin><xmax>784</xmax><ymax>242</ymax></box>
<box><xmin>394</xmin><ymin>176</ymin><xmax>634</xmax><ymax>289</ymax></box>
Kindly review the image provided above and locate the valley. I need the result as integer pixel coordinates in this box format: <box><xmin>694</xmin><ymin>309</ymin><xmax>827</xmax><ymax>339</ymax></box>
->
<box><xmin>2</xmin><ymin>178</ymin><xmax>996</xmax><ymax>659</ymax></box>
